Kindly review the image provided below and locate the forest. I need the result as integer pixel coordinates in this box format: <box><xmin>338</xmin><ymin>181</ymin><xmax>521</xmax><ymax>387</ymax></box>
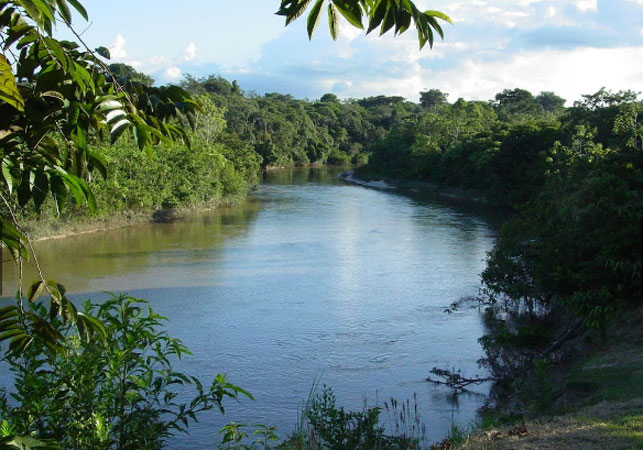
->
<box><xmin>1</xmin><ymin>0</ymin><xmax>641</xmax><ymax>448</ymax></box>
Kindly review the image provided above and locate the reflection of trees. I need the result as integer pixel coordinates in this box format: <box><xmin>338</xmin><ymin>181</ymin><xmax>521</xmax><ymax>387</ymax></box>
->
<box><xmin>2</xmin><ymin>204</ymin><xmax>261</xmax><ymax>294</ymax></box>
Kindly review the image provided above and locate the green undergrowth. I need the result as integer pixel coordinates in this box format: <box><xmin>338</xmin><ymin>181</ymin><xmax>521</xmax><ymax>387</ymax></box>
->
<box><xmin>454</xmin><ymin>307</ymin><xmax>643</xmax><ymax>449</ymax></box>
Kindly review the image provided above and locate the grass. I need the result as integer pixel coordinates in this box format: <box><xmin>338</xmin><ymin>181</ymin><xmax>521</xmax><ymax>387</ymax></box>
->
<box><xmin>456</xmin><ymin>307</ymin><xmax>643</xmax><ymax>449</ymax></box>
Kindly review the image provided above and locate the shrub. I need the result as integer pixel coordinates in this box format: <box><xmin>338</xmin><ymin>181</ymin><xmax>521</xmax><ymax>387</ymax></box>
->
<box><xmin>0</xmin><ymin>294</ymin><xmax>250</xmax><ymax>449</ymax></box>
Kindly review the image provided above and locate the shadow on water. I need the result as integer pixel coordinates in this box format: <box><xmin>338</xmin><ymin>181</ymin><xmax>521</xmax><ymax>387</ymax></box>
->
<box><xmin>1</xmin><ymin>201</ymin><xmax>262</xmax><ymax>295</ymax></box>
<box><xmin>264</xmin><ymin>166</ymin><xmax>350</xmax><ymax>185</ymax></box>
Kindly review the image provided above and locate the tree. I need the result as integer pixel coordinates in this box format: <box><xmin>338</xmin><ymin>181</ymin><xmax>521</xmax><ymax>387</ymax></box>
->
<box><xmin>419</xmin><ymin>89</ymin><xmax>448</xmax><ymax>109</ymax></box>
<box><xmin>0</xmin><ymin>2</ymin><xmax>251</xmax><ymax>446</ymax></box>
<box><xmin>535</xmin><ymin>91</ymin><xmax>566</xmax><ymax>115</ymax></box>
<box><xmin>277</xmin><ymin>0</ymin><xmax>452</xmax><ymax>49</ymax></box>
<box><xmin>493</xmin><ymin>88</ymin><xmax>541</xmax><ymax>120</ymax></box>
<box><xmin>108</xmin><ymin>62</ymin><xmax>154</xmax><ymax>87</ymax></box>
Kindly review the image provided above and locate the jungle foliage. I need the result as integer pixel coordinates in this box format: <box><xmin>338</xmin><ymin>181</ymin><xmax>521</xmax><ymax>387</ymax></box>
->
<box><xmin>358</xmin><ymin>87</ymin><xmax>642</xmax><ymax>335</ymax></box>
<box><xmin>1</xmin><ymin>0</ymin><xmax>640</xmax><ymax>446</ymax></box>
<box><xmin>1</xmin><ymin>294</ymin><xmax>252</xmax><ymax>449</ymax></box>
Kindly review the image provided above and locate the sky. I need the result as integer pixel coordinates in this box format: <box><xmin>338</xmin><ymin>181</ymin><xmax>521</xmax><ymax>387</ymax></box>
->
<box><xmin>60</xmin><ymin>0</ymin><xmax>643</xmax><ymax>104</ymax></box>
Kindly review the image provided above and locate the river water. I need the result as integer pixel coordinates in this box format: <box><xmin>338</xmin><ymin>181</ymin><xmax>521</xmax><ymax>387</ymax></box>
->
<box><xmin>1</xmin><ymin>168</ymin><xmax>497</xmax><ymax>447</ymax></box>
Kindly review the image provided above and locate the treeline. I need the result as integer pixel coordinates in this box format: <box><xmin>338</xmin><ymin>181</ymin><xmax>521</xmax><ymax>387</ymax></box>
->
<box><xmin>179</xmin><ymin>74</ymin><xmax>423</xmax><ymax>167</ymax></box>
<box><xmin>26</xmin><ymin>66</ymin><xmax>642</xmax><ymax>334</ymax></box>
<box><xmin>356</xmin><ymin>87</ymin><xmax>642</xmax><ymax>332</ymax></box>
<box><xmin>27</xmin><ymin>69</ymin><xmax>422</xmax><ymax>224</ymax></box>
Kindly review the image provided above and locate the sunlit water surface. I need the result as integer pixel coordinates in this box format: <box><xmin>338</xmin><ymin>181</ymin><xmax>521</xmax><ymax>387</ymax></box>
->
<box><xmin>2</xmin><ymin>168</ymin><xmax>497</xmax><ymax>447</ymax></box>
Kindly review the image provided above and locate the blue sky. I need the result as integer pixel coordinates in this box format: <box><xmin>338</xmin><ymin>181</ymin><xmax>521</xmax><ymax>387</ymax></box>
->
<box><xmin>63</xmin><ymin>1</ymin><xmax>643</xmax><ymax>104</ymax></box>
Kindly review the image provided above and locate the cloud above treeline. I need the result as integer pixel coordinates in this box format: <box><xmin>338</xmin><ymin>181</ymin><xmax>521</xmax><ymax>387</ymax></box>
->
<box><xmin>107</xmin><ymin>0</ymin><xmax>643</xmax><ymax>104</ymax></box>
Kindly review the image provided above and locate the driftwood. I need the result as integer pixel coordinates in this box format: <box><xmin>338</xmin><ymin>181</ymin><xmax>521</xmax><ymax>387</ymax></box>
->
<box><xmin>427</xmin><ymin>319</ymin><xmax>585</xmax><ymax>390</ymax></box>
<box><xmin>426</xmin><ymin>368</ymin><xmax>500</xmax><ymax>391</ymax></box>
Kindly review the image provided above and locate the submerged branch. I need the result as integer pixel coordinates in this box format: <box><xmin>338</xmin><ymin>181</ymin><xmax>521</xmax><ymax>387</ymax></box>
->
<box><xmin>426</xmin><ymin>368</ymin><xmax>501</xmax><ymax>391</ymax></box>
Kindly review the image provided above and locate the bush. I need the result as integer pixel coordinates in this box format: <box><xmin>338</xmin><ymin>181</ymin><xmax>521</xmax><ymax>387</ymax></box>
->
<box><xmin>0</xmin><ymin>294</ymin><xmax>250</xmax><ymax>449</ymax></box>
<box><xmin>280</xmin><ymin>386</ymin><xmax>423</xmax><ymax>450</ymax></box>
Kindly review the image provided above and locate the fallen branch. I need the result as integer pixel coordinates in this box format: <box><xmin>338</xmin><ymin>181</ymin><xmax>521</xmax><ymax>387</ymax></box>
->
<box><xmin>427</xmin><ymin>320</ymin><xmax>586</xmax><ymax>391</ymax></box>
<box><xmin>426</xmin><ymin>368</ymin><xmax>501</xmax><ymax>391</ymax></box>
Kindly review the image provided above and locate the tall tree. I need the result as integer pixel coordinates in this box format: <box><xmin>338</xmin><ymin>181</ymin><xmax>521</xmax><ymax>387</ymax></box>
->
<box><xmin>493</xmin><ymin>88</ymin><xmax>541</xmax><ymax>120</ymax></box>
<box><xmin>419</xmin><ymin>89</ymin><xmax>448</xmax><ymax>109</ymax></box>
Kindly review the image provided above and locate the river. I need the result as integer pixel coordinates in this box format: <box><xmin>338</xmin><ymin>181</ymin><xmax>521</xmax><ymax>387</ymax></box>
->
<box><xmin>1</xmin><ymin>167</ymin><xmax>497</xmax><ymax>447</ymax></box>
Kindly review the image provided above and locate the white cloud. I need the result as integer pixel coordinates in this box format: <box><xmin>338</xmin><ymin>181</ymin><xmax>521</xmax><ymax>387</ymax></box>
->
<box><xmin>149</xmin><ymin>56</ymin><xmax>170</xmax><ymax>65</ymax></box>
<box><xmin>338</xmin><ymin>25</ymin><xmax>362</xmax><ymax>42</ymax></box>
<box><xmin>109</xmin><ymin>34</ymin><xmax>127</xmax><ymax>60</ymax></box>
<box><xmin>573</xmin><ymin>0</ymin><xmax>597</xmax><ymax>12</ymax></box>
<box><xmin>164</xmin><ymin>66</ymin><xmax>182</xmax><ymax>80</ymax></box>
<box><xmin>427</xmin><ymin>47</ymin><xmax>643</xmax><ymax>103</ymax></box>
<box><xmin>182</xmin><ymin>43</ymin><xmax>197</xmax><ymax>62</ymax></box>
<box><xmin>547</xmin><ymin>5</ymin><xmax>557</xmax><ymax>17</ymax></box>
<box><xmin>316</xmin><ymin>46</ymin><xmax>643</xmax><ymax>105</ymax></box>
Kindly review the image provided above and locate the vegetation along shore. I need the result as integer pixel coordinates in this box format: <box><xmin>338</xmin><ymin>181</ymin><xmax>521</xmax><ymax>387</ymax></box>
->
<box><xmin>1</xmin><ymin>0</ymin><xmax>641</xmax><ymax>448</ymax></box>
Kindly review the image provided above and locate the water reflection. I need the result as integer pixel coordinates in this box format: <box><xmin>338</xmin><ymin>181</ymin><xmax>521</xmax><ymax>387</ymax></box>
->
<box><xmin>1</xmin><ymin>167</ymin><xmax>497</xmax><ymax>447</ymax></box>
<box><xmin>1</xmin><ymin>201</ymin><xmax>261</xmax><ymax>294</ymax></box>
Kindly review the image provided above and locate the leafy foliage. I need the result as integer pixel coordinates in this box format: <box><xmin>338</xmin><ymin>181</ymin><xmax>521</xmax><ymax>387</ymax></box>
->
<box><xmin>280</xmin><ymin>386</ymin><xmax>423</xmax><ymax>450</ymax></box>
<box><xmin>1</xmin><ymin>294</ymin><xmax>252</xmax><ymax>449</ymax></box>
<box><xmin>0</xmin><ymin>0</ymin><xmax>202</xmax><ymax>353</ymax></box>
<box><xmin>276</xmin><ymin>0</ymin><xmax>452</xmax><ymax>49</ymax></box>
<box><xmin>358</xmin><ymin>88</ymin><xmax>642</xmax><ymax>334</ymax></box>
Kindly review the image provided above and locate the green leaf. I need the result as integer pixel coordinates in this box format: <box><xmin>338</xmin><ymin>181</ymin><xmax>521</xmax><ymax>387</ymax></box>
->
<box><xmin>367</xmin><ymin>0</ymin><xmax>388</xmax><ymax>34</ymax></box>
<box><xmin>2</xmin><ymin>21</ymin><xmax>34</xmax><ymax>49</ymax></box>
<box><xmin>17</xmin><ymin>169</ymin><xmax>32</xmax><ymax>206</ymax></box>
<box><xmin>72</xmin><ymin>125</ymin><xmax>87</xmax><ymax>152</ymax></box>
<box><xmin>49</xmin><ymin>174</ymin><xmax>67</xmax><ymax>214</ymax></box>
<box><xmin>55</xmin><ymin>0</ymin><xmax>72</xmax><ymax>24</ymax></box>
<box><xmin>380</xmin><ymin>5</ymin><xmax>396</xmax><ymax>35</ymax></box>
<box><xmin>0</xmin><ymin>55</ymin><xmax>25</xmax><ymax>111</ymax></box>
<box><xmin>43</xmin><ymin>37</ymin><xmax>68</xmax><ymax>71</ymax></box>
<box><xmin>32</xmin><ymin>171</ymin><xmax>49</xmax><ymax>210</ymax></box>
<box><xmin>332</xmin><ymin>0</ymin><xmax>364</xmax><ymax>29</ymax></box>
<box><xmin>77</xmin><ymin>312</ymin><xmax>107</xmax><ymax>341</ymax></box>
<box><xmin>306</xmin><ymin>0</ymin><xmax>324</xmax><ymax>39</ymax></box>
<box><xmin>87</xmin><ymin>149</ymin><xmax>107</xmax><ymax>179</ymax></box>
<box><xmin>328</xmin><ymin>3</ymin><xmax>338</xmax><ymax>40</ymax></box>
<box><xmin>59</xmin><ymin>172</ymin><xmax>87</xmax><ymax>207</ymax></box>
<box><xmin>395</xmin><ymin>7</ymin><xmax>411</xmax><ymax>34</ymax></box>
<box><xmin>2</xmin><ymin>160</ymin><xmax>14</xmax><ymax>194</ymax></box>
<box><xmin>105</xmin><ymin>109</ymin><xmax>126</xmax><ymax>124</ymax></box>
<box><xmin>95</xmin><ymin>45</ymin><xmax>110</xmax><ymax>59</ymax></box>
<box><xmin>28</xmin><ymin>280</ymin><xmax>47</xmax><ymax>303</ymax></box>
<box><xmin>40</xmin><ymin>90</ymin><xmax>65</xmax><ymax>101</ymax></box>
<box><xmin>425</xmin><ymin>9</ymin><xmax>453</xmax><ymax>25</ymax></box>
<box><xmin>0</xmin><ymin>219</ymin><xmax>28</xmax><ymax>260</ymax></box>
<box><xmin>285</xmin><ymin>0</ymin><xmax>313</xmax><ymax>25</ymax></box>
<box><xmin>426</xmin><ymin>15</ymin><xmax>443</xmax><ymax>39</ymax></box>
<box><xmin>110</xmin><ymin>118</ymin><xmax>130</xmax><ymax>144</ymax></box>
<box><xmin>97</xmin><ymin>99</ymin><xmax>122</xmax><ymax>112</ymax></box>
<box><xmin>67</xmin><ymin>0</ymin><xmax>88</xmax><ymax>21</ymax></box>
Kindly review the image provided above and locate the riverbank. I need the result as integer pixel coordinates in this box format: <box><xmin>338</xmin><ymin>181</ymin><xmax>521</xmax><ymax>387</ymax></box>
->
<box><xmin>24</xmin><ymin>195</ymin><xmax>247</xmax><ymax>243</ymax></box>
<box><xmin>339</xmin><ymin>169</ymin><xmax>493</xmax><ymax>205</ymax></box>
<box><xmin>434</xmin><ymin>307</ymin><xmax>643</xmax><ymax>449</ymax></box>
<box><xmin>26</xmin><ymin>166</ymin><xmax>349</xmax><ymax>242</ymax></box>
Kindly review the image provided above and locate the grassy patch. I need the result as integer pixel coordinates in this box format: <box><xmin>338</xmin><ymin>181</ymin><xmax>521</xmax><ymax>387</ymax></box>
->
<box><xmin>586</xmin><ymin>412</ymin><xmax>643</xmax><ymax>447</ymax></box>
<box><xmin>565</xmin><ymin>366</ymin><xmax>643</xmax><ymax>405</ymax></box>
